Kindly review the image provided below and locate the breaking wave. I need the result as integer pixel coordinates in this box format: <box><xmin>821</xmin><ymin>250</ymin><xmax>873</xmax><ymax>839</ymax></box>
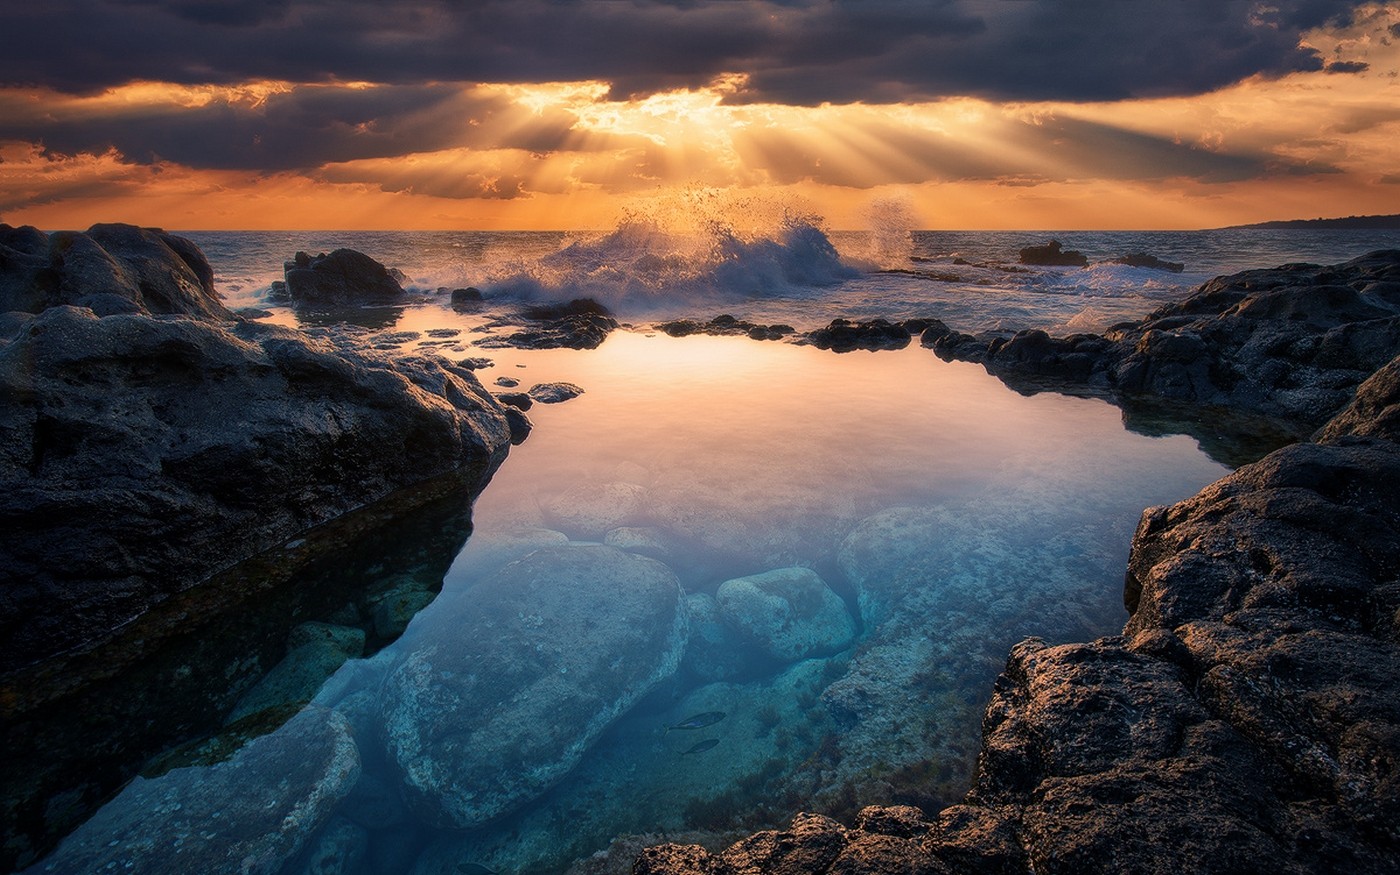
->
<box><xmin>479</xmin><ymin>206</ymin><xmax>860</xmax><ymax>316</ymax></box>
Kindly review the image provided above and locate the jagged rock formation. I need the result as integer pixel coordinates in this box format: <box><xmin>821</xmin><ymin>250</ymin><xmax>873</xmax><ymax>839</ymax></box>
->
<box><xmin>927</xmin><ymin>251</ymin><xmax>1400</xmax><ymax>429</ymax></box>
<box><xmin>635</xmin><ymin>356</ymin><xmax>1400</xmax><ymax>873</ymax></box>
<box><xmin>0</xmin><ymin>226</ymin><xmax>513</xmax><ymax>671</ymax></box>
<box><xmin>0</xmin><ymin>222</ymin><xmax>228</xmax><ymax>320</ymax></box>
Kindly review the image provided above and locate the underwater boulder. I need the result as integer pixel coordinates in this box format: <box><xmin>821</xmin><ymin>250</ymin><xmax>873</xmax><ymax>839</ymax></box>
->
<box><xmin>378</xmin><ymin>545</ymin><xmax>687</xmax><ymax>828</ymax></box>
<box><xmin>716</xmin><ymin>567</ymin><xmax>856</xmax><ymax>662</ymax></box>
<box><xmin>681</xmin><ymin>591</ymin><xmax>751</xmax><ymax>681</ymax></box>
<box><xmin>28</xmin><ymin>707</ymin><xmax>360</xmax><ymax>875</ymax></box>
<box><xmin>527</xmin><ymin>381</ymin><xmax>585</xmax><ymax>403</ymax></box>
<box><xmin>538</xmin><ymin>480</ymin><xmax>649</xmax><ymax>539</ymax></box>
<box><xmin>838</xmin><ymin>506</ymin><xmax>949</xmax><ymax>624</ymax></box>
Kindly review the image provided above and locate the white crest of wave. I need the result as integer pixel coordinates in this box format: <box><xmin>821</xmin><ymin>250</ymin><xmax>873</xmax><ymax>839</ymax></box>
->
<box><xmin>481</xmin><ymin>190</ymin><xmax>859</xmax><ymax>316</ymax></box>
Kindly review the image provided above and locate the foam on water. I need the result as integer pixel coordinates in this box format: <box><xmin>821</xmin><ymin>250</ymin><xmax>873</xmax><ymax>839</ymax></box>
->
<box><xmin>478</xmin><ymin>207</ymin><xmax>860</xmax><ymax>316</ymax></box>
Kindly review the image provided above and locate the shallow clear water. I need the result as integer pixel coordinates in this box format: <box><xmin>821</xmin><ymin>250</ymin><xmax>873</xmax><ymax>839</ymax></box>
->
<box><xmin>20</xmin><ymin>224</ymin><xmax>1400</xmax><ymax>874</ymax></box>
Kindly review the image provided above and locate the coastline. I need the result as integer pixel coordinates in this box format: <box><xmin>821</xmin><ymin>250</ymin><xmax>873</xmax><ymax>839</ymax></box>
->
<box><xmin>2</xmin><ymin>228</ymin><xmax>1398</xmax><ymax>874</ymax></box>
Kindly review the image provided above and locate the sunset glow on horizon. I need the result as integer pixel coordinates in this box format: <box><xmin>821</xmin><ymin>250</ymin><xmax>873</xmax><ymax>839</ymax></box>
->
<box><xmin>1</xmin><ymin>1</ymin><xmax>1397</xmax><ymax>231</ymax></box>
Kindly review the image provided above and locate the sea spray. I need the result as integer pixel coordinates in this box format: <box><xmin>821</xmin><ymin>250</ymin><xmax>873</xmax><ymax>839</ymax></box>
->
<box><xmin>476</xmin><ymin>192</ymin><xmax>859</xmax><ymax>316</ymax></box>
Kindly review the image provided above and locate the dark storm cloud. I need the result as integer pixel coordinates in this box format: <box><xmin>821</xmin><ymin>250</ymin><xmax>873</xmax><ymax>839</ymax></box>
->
<box><xmin>0</xmin><ymin>0</ymin><xmax>1372</xmax><ymax>102</ymax></box>
<box><xmin>0</xmin><ymin>84</ymin><xmax>583</xmax><ymax>171</ymax></box>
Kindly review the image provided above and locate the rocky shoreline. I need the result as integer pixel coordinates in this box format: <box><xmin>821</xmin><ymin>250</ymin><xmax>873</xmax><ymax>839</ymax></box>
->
<box><xmin>633</xmin><ymin>281</ymin><xmax>1400</xmax><ymax>871</ymax></box>
<box><xmin>3</xmin><ymin>229</ymin><xmax>1398</xmax><ymax>874</ymax></box>
<box><xmin>0</xmin><ymin>224</ymin><xmax>514</xmax><ymax>672</ymax></box>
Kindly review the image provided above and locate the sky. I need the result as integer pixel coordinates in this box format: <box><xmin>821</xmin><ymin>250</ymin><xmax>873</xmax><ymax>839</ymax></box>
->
<box><xmin>0</xmin><ymin>0</ymin><xmax>1397</xmax><ymax>231</ymax></box>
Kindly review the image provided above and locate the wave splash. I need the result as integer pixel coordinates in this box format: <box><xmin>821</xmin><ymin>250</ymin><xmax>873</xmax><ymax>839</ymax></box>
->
<box><xmin>482</xmin><ymin>196</ymin><xmax>859</xmax><ymax>316</ymax></box>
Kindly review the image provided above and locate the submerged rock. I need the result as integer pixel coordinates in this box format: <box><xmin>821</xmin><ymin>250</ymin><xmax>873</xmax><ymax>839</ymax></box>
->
<box><xmin>715</xmin><ymin>567</ymin><xmax>855</xmax><ymax>662</ymax></box>
<box><xmin>378</xmin><ymin>545</ymin><xmax>687</xmax><ymax>828</ymax></box>
<box><xmin>27</xmin><ymin>708</ymin><xmax>360</xmax><ymax>875</ymax></box>
<box><xmin>528</xmin><ymin>381</ymin><xmax>585</xmax><ymax>403</ymax></box>
<box><xmin>283</xmin><ymin>248</ymin><xmax>406</xmax><ymax>306</ymax></box>
<box><xmin>539</xmin><ymin>480</ymin><xmax>649</xmax><ymax>539</ymax></box>
<box><xmin>0</xmin><ymin>307</ymin><xmax>511</xmax><ymax>669</ymax></box>
<box><xmin>681</xmin><ymin>592</ymin><xmax>750</xmax><ymax>682</ymax></box>
<box><xmin>639</xmin><ymin>354</ymin><xmax>1400</xmax><ymax>875</ymax></box>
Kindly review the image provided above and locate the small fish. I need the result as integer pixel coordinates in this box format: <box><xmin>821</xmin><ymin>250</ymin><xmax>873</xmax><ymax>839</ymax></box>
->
<box><xmin>682</xmin><ymin>738</ymin><xmax>720</xmax><ymax>755</ymax></box>
<box><xmin>666</xmin><ymin>711</ymin><xmax>726</xmax><ymax>731</ymax></box>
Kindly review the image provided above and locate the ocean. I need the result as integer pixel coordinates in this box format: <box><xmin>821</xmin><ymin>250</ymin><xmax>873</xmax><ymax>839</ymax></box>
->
<box><xmin>19</xmin><ymin>221</ymin><xmax>1400</xmax><ymax>874</ymax></box>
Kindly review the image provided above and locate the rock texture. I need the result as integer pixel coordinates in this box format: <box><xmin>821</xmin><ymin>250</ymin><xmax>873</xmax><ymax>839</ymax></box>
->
<box><xmin>378</xmin><ymin>545</ymin><xmax>687</xmax><ymax>829</ymax></box>
<box><xmin>715</xmin><ymin>567</ymin><xmax>856</xmax><ymax>662</ymax></box>
<box><xmin>929</xmin><ymin>251</ymin><xmax>1400</xmax><ymax>429</ymax></box>
<box><xmin>282</xmin><ymin>248</ymin><xmax>406</xmax><ymax>306</ymax></box>
<box><xmin>636</xmin><ymin>357</ymin><xmax>1400</xmax><ymax>873</ymax></box>
<box><xmin>0</xmin><ymin>222</ymin><xmax>229</xmax><ymax>320</ymax></box>
<box><xmin>479</xmin><ymin>298</ymin><xmax>619</xmax><ymax>349</ymax></box>
<box><xmin>0</xmin><ymin>229</ymin><xmax>514</xmax><ymax>671</ymax></box>
<box><xmin>1018</xmin><ymin>240</ymin><xmax>1087</xmax><ymax>267</ymax></box>
<box><xmin>24</xmin><ymin>707</ymin><xmax>360</xmax><ymax>875</ymax></box>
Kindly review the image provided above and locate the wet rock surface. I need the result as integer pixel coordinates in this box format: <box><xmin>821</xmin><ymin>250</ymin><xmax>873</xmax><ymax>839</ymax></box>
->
<box><xmin>655</xmin><ymin>314</ymin><xmax>795</xmax><ymax>340</ymax></box>
<box><xmin>282</xmin><ymin>248</ymin><xmax>407</xmax><ymax>307</ymax></box>
<box><xmin>0</xmin><ymin>232</ymin><xmax>516</xmax><ymax>676</ymax></box>
<box><xmin>1018</xmin><ymin>240</ymin><xmax>1088</xmax><ymax>267</ymax></box>
<box><xmin>636</xmin><ymin>360</ymin><xmax>1400</xmax><ymax>873</ymax></box>
<box><xmin>478</xmin><ymin>297</ymin><xmax>619</xmax><ymax>349</ymax></box>
<box><xmin>931</xmin><ymin>251</ymin><xmax>1400</xmax><ymax>430</ymax></box>
<box><xmin>378</xmin><ymin>545</ymin><xmax>687</xmax><ymax>829</ymax></box>
<box><xmin>0</xmin><ymin>307</ymin><xmax>512</xmax><ymax>670</ymax></box>
<box><xmin>804</xmin><ymin>318</ymin><xmax>912</xmax><ymax>352</ymax></box>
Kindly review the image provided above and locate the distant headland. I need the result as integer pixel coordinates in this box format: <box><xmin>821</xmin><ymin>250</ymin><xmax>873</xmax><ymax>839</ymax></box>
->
<box><xmin>1221</xmin><ymin>213</ymin><xmax>1400</xmax><ymax>230</ymax></box>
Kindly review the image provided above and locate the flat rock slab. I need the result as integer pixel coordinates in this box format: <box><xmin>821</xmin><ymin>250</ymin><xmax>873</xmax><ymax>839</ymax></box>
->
<box><xmin>379</xmin><ymin>544</ymin><xmax>687</xmax><ymax>828</ymax></box>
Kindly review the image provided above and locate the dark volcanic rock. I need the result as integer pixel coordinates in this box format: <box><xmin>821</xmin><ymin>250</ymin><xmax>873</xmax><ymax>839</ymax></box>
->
<box><xmin>638</xmin><ymin>356</ymin><xmax>1400</xmax><ymax>873</ymax></box>
<box><xmin>449</xmin><ymin>286</ymin><xmax>483</xmax><ymax>311</ymax></box>
<box><xmin>283</xmin><ymin>248</ymin><xmax>406</xmax><ymax>306</ymax></box>
<box><xmin>805</xmin><ymin>318</ymin><xmax>911</xmax><ymax>352</ymax></box>
<box><xmin>1113</xmin><ymin>252</ymin><xmax>1184</xmax><ymax>272</ymax></box>
<box><xmin>378</xmin><ymin>545</ymin><xmax>686</xmax><ymax>828</ymax></box>
<box><xmin>655</xmin><ymin>314</ymin><xmax>795</xmax><ymax>341</ymax></box>
<box><xmin>0</xmin><ymin>223</ymin><xmax>229</xmax><ymax>320</ymax></box>
<box><xmin>0</xmin><ymin>307</ymin><xmax>511</xmax><ymax>670</ymax></box>
<box><xmin>1018</xmin><ymin>240</ymin><xmax>1088</xmax><ymax>267</ymax></box>
<box><xmin>480</xmin><ymin>297</ymin><xmax>619</xmax><ymax>349</ymax></box>
<box><xmin>931</xmin><ymin>251</ymin><xmax>1400</xmax><ymax>432</ymax></box>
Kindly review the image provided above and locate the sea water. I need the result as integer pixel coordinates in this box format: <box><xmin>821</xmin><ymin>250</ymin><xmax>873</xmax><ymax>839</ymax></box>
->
<box><xmin>17</xmin><ymin>220</ymin><xmax>1400</xmax><ymax>874</ymax></box>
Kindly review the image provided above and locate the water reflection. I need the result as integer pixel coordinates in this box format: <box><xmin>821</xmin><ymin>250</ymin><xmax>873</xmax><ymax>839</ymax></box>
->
<box><xmin>2</xmin><ymin>469</ymin><xmax>488</xmax><ymax>872</ymax></box>
<box><xmin>20</xmin><ymin>334</ymin><xmax>1230</xmax><ymax>875</ymax></box>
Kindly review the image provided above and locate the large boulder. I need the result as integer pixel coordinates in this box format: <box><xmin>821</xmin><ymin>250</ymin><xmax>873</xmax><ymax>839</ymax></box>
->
<box><xmin>715</xmin><ymin>567</ymin><xmax>856</xmax><ymax>662</ymax></box>
<box><xmin>0</xmin><ymin>307</ymin><xmax>511</xmax><ymax>670</ymax></box>
<box><xmin>283</xmin><ymin>249</ymin><xmax>406</xmax><ymax>306</ymax></box>
<box><xmin>379</xmin><ymin>545</ymin><xmax>687</xmax><ymax>828</ymax></box>
<box><xmin>0</xmin><ymin>223</ymin><xmax>229</xmax><ymax>320</ymax></box>
<box><xmin>25</xmin><ymin>707</ymin><xmax>360</xmax><ymax>875</ymax></box>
